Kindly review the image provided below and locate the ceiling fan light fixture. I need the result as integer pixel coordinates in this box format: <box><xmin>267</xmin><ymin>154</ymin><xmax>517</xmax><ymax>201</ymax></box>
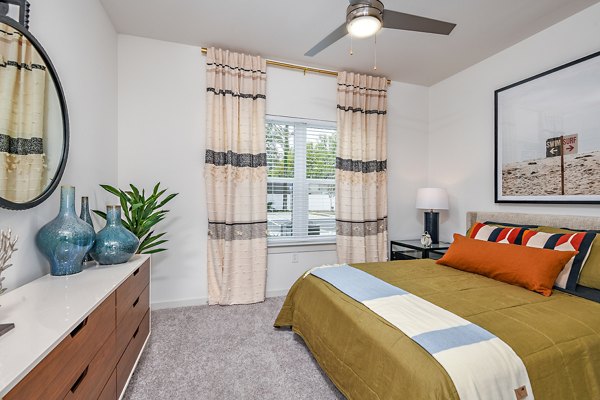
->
<box><xmin>347</xmin><ymin>15</ymin><xmax>382</xmax><ymax>38</ymax></box>
<box><xmin>346</xmin><ymin>0</ymin><xmax>384</xmax><ymax>39</ymax></box>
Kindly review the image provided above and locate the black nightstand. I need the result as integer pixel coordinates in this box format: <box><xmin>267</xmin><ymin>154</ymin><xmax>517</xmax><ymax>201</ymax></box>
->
<box><xmin>390</xmin><ymin>240</ymin><xmax>451</xmax><ymax>261</ymax></box>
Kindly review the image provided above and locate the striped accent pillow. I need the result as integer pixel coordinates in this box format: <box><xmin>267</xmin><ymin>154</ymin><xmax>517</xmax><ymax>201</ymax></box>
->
<box><xmin>469</xmin><ymin>222</ymin><xmax>524</xmax><ymax>244</ymax></box>
<box><xmin>521</xmin><ymin>230</ymin><xmax>596</xmax><ymax>290</ymax></box>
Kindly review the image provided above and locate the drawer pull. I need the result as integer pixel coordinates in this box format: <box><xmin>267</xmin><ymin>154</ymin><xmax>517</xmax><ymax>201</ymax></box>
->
<box><xmin>133</xmin><ymin>296</ymin><xmax>140</xmax><ymax>307</ymax></box>
<box><xmin>70</xmin><ymin>317</ymin><xmax>88</xmax><ymax>338</ymax></box>
<box><xmin>133</xmin><ymin>326</ymin><xmax>140</xmax><ymax>339</ymax></box>
<box><xmin>70</xmin><ymin>366</ymin><xmax>89</xmax><ymax>393</ymax></box>
<box><xmin>133</xmin><ymin>267</ymin><xmax>140</xmax><ymax>276</ymax></box>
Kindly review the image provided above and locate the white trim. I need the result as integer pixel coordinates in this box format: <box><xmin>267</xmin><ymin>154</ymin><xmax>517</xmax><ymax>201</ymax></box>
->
<box><xmin>268</xmin><ymin>237</ymin><xmax>336</xmax><ymax>247</ymax></box>
<box><xmin>268</xmin><ymin>243</ymin><xmax>336</xmax><ymax>254</ymax></box>
<box><xmin>150</xmin><ymin>290</ymin><xmax>289</xmax><ymax>310</ymax></box>
<box><xmin>151</xmin><ymin>297</ymin><xmax>208</xmax><ymax>310</ymax></box>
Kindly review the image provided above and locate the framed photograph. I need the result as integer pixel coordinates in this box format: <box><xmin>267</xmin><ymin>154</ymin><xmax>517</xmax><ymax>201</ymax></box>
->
<box><xmin>495</xmin><ymin>50</ymin><xmax>600</xmax><ymax>204</ymax></box>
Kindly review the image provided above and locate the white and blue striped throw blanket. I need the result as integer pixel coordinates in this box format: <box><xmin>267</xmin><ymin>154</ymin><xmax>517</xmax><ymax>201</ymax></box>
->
<box><xmin>309</xmin><ymin>264</ymin><xmax>534</xmax><ymax>400</ymax></box>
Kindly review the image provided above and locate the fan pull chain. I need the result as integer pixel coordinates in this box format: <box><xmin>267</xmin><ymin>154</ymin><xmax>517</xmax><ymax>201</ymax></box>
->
<box><xmin>373</xmin><ymin>34</ymin><xmax>377</xmax><ymax>70</ymax></box>
<box><xmin>350</xmin><ymin>35</ymin><xmax>353</xmax><ymax>55</ymax></box>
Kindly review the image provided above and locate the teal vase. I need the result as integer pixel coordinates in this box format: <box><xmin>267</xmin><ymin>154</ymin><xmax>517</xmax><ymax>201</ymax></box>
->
<box><xmin>79</xmin><ymin>196</ymin><xmax>94</xmax><ymax>263</ymax></box>
<box><xmin>36</xmin><ymin>186</ymin><xmax>96</xmax><ymax>276</ymax></box>
<box><xmin>90</xmin><ymin>205</ymin><xmax>139</xmax><ymax>265</ymax></box>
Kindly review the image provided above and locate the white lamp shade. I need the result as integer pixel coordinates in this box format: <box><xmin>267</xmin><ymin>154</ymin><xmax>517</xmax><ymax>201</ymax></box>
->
<box><xmin>416</xmin><ymin>188</ymin><xmax>449</xmax><ymax>210</ymax></box>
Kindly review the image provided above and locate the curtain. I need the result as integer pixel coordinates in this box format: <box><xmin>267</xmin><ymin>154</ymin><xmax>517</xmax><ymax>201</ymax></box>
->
<box><xmin>0</xmin><ymin>24</ymin><xmax>47</xmax><ymax>202</ymax></box>
<box><xmin>336</xmin><ymin>72</ymin><xmax>388</xmax><ymax>263</ymax></box>
<box><xmin>205</xmin><ymin>47</ymin><xmax>267</xmax><ymax>305</ymax></box>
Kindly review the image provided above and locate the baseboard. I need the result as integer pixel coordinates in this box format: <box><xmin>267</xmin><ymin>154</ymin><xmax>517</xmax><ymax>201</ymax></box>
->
<box><xmin>151</xmin><ymin>297</ymin><xmax>208</xmax><ymax>310</ymax></box>
<box><xmin>151</xmin><ymin>289</ymin><xmax>289</xmax><ymax>310</ymax></box>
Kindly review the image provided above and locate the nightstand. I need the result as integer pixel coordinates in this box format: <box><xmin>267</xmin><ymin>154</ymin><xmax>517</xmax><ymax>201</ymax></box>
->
<box><xmin>390</xmin><ymin>239</ymin><xmax>451</xmax><ymax>261</ymax></box>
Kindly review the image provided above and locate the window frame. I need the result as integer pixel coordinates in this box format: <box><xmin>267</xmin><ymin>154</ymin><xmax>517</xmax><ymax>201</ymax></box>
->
<box><xmin>266</xmin><ymin>115</ymin><xmax>337</xmax><ymax>246</ymax></box>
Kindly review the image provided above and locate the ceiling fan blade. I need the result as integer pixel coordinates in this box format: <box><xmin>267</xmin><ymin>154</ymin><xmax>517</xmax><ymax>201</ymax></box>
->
<box><xmin>304</xmin><ymin>22</ymin><xmax>348</xmax><ymax>57</ymax></box>
<box><xmin>383</xmin><ymin>10</ymin><xmax>456</xmax><ymax>35</ymax></box>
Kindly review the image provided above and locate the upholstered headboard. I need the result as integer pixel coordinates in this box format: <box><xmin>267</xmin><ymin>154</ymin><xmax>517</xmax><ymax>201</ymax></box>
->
<box><xmin>466</xmin><ymin>211</ymin><xmax>600</xmax><ymax>231</ymax></box>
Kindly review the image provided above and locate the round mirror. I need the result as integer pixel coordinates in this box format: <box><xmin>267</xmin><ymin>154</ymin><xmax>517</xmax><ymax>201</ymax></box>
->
<box><xmin>0</xmin><ymin>16</ymin><xmax>69</xmax><ymax>210</ymax></box>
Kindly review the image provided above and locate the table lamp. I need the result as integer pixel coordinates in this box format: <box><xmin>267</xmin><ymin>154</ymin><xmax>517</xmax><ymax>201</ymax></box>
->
<box><xmin>416</xmin><ymin>188</ymin><xmax>449</xmax><ymax>244</ymax></box>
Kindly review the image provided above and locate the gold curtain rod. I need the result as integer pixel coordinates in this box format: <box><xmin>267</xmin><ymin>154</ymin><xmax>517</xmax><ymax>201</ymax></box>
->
<box><xmin>200</xmin><ymin>47</ymin><xmax>391</xmax><ymax>85</ymax></box>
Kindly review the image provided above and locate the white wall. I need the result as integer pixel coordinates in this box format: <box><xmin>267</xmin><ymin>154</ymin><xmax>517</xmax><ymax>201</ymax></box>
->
<box><xmin>117</xmin><ymin>36</ymin><xmax>206</xmax><ymax>309</ymax></box>
<box><xmin>428</xmin><ymin>3</ymin><xmax>600</xmax><ymax>241</ymax></box>
<box><xmin>117</xmin><ymin>35</ymin><xmax>429</xmax><ymax>307</ymax></box>
<box><xmin>0</xmin><ymin>0</ymin><xmax>118</xmax><ymax>291</ymax></box>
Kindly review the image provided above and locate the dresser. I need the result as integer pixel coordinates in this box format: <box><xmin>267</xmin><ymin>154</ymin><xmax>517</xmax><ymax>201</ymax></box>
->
<box><xmin>0</xmin><ymin>255</ymin><xmax>151</xmax><ymax>399</ymax></box>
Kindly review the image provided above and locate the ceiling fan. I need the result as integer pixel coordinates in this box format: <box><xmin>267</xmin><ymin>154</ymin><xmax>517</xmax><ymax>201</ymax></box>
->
<box><xmin>305</xmin><ymin>0</ymin><xmax>456</xmax><ymax>57</ymax></box>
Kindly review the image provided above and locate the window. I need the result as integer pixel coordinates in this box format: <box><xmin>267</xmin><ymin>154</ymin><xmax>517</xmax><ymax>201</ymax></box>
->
<box><xmin>266</xmin><ymin>116</ymin><xmax>336</xmax><ymax>244</ymax></box>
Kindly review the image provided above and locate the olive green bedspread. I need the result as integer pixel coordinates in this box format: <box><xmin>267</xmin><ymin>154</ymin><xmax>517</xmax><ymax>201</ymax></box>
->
<box><xmin>274</xmin><ymin>259</ymin><xmax>600</xmax><ymax>400</ymax></box>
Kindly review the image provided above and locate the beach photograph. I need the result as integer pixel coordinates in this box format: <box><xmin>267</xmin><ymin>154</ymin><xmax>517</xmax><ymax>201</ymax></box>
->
<box><xmin>496</xmin><ymin>52</ymin><xmax>600</xmax><ymax>202</ymax></box>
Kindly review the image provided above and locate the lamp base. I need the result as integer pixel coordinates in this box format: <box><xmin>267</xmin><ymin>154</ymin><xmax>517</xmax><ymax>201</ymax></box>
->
<box><xmin>424</xmin><ymin>211</ymin><xmax>440</xmax><ymax>244</ymax></box>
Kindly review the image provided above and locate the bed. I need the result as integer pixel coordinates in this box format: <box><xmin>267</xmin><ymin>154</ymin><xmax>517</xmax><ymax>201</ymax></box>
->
<box><xmin>274</xmin><ymin>211</ymin><xmax>600</xmax><ymax>400</ymax></box>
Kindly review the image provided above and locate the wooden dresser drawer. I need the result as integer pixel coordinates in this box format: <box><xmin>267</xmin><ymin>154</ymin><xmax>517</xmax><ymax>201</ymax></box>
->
<box><xmin>98</xmin><ymin>370</ymin><xmax>117</xmax><ymax>400</ymax></box>
<box><xmin>64</xmin><ymin>330</ymin><xmax>116</xmax><ymax>400</ymax></box>
<box><xmin>5</xmin><ymin>293</ymin><xmax>116</xmax><ymax>400</ymax></box>
<box><xmin>116</xmin><ymin>259</ymin><xmax>150</xmax><ymax>323</ymax></box>
<box><xmin>117</xmin><ymin>310</ymin><xmax>150</xmax><ymax>395</ymax></box>
<box><xmin>116</xmin><ymin>284</ymin><xmax>149</xmax><ymax>357</ymax></box>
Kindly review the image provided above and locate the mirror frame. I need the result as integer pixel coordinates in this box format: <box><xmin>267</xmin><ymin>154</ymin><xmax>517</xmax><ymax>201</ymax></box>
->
<box><xmin>0</xmin><ymin>15</ymin><xmax>69</xmax><ymax>210</ymax></box>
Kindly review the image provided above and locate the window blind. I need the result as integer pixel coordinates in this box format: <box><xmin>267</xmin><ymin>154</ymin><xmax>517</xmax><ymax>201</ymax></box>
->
<box><xmin>266</xmin><ymin>117</ymin><xmax>336</xmax><ymax>244</ymax></box>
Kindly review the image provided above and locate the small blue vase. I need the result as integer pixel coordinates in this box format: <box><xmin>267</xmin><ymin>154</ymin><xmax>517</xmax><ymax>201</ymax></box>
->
<box><xmin>36</xmin><ymin>186</ymin><xmax>96</xmax><ymax>276</ymax></box>
<box><xmin>90</xmin><ymin>205</ymin><xmax>139</xmax><ymax>265</ymax></box>
<box><xmin>79</xmin><ymin>196</ymin><xmax>94</xmax><ymax>263</ymax></box>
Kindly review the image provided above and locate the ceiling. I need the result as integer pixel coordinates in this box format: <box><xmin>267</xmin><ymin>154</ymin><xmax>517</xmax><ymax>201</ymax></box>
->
<box><xmin>99</xmin><ymin>0</ymin><xmax>600</xmax><ymax>86</ymax></box>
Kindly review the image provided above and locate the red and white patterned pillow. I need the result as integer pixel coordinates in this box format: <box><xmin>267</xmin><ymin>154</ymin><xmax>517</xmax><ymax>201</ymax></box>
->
<box><xmin>521</xmin><ymin>230</ymin><xmax>596</xmax><ymax>289</ymax></box>
<box><xmin>469</xmin><ymin>222</ymin><xmax>524</xmax><ymax>244</ymax></box>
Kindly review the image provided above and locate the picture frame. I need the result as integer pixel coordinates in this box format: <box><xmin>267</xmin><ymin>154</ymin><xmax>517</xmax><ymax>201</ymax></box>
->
<box><xmin>495</xmin><ymin>50</ymin><xmax>600</xmax><ymax>204</ymax></box>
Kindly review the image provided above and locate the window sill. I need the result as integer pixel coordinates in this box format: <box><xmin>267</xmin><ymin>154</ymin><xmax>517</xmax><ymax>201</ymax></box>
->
<box><xmin>268</xmin><ymin>239</ymin><xmax>336</xmax><ymax>254</ymax></box>
<box><xmin>268</xmin><ymin>238</ymin><xmax>336</xmax><ymax>247</ymax></box>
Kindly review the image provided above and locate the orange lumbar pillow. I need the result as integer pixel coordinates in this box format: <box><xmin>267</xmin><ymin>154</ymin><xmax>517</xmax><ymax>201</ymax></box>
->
<box><xmin>437</xmin><ymin>234</ymin><xmax>577</xmax><ymax>296</ymax></box>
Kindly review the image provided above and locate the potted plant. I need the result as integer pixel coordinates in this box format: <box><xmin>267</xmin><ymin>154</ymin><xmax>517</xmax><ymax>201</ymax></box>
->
<box><xmin>94</xmin><ymin>183</ymin><xmax>178</xmax><ymax>254</ymax></box>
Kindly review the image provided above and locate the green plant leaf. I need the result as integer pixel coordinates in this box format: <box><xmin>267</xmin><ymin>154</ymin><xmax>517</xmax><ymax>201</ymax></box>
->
<box><xmin>141</xmin><ymin>248</ymin><xmax>167</xmax><ymax>254</ymax></box>
<box><xmin>157</xmin><ymin>193</ymin><xmax>178</xmax><ymax>208</ymax></box>
<box><xmin>139</xmin><ymin>239</ymin><xmax>168</xmax><ymax>253</ymax></box>
<box><xmin>152</xmin><ymin>182</ymin><xmax>160</xmax><ymax>196</ymax></box>
<box><xmin>142</xmin><ymin>231</ymin><xmax>166</xmax><ymax>244</ymax></box>
<box><xmin>92</xmin><ymin>210</ymin><xmax>107</xmax><ymax>220</ymax></box>
<box><xmin>119</xmin><ymin>196</ymin><xmax>131</xmax><ymax>224</ymax></box>
<box><xmin>100</xmin><ymin>184</ymin><xmax>121</xmax><ymax>198</ymax></box>
<box><xmin>130</xmin><ymin>184</ymin><xmax>141</xmax><ymax>198</ymax></box>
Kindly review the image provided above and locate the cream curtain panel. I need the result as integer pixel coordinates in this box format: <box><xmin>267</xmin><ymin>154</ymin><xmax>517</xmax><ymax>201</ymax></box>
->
<box><xmin>0</xmin><ymin>24</ymin><xmax>47</xmax><ymax>202</ymax></box>
<box><xmin>336</xmin><ymin>72</ymin><xmax>388</xmax><ymax>263</ymax></box>
<box><xmin>205</xmin><ymin>47</ymin><xmax>268</xmax><ymax>305</ymax></box>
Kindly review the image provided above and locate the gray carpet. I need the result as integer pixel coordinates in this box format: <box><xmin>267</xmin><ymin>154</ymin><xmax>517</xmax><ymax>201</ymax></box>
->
<box><xmin>123</xmin><ymin>297</ymin><xmax>345</xmax><ymax>400</ymax></box>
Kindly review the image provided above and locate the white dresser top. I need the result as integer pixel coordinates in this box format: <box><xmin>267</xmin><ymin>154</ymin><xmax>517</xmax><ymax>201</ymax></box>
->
<box><xmin>0</xmin><ymin>255</ymin><xmax>150</xmax><ymax>397</ymax></box>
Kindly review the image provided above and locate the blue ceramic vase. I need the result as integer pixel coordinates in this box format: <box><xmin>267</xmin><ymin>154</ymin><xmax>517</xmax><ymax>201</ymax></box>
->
<box><xmin>79</xmin><ymin>196</ymin><xmax>94</xmax><ymax>263</ymax></box>
<box><xmin>90</xmin><ymin>205</ymin><xmax>139</xmax><ymax>265</ymax></box>
<box><xmin>36</xmin><ymin>186</ymin><xmax>96</xmax><ymax>276</ymax></box>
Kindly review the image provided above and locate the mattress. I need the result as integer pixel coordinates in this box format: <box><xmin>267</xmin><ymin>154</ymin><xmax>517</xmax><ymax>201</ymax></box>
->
<box><xmin>275</xmin><ymin>259</ymin><xmax>600</xmax><ymax>400</ymax></box>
